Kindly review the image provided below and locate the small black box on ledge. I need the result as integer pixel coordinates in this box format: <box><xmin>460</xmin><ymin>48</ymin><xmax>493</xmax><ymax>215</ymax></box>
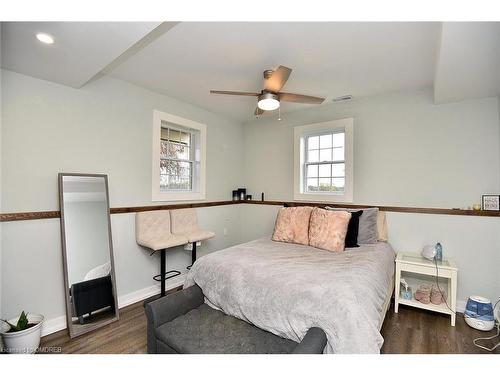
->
<box><xmin>237</xmin><ymin>188</ymin><xmax>246</xmax><ymax>201</ymax></box>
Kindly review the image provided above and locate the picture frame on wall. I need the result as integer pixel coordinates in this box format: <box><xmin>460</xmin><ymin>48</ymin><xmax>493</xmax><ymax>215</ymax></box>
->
<box><xmin>481</xmin><ymin>194</ymin><xmax>500</xmax><ymax>211</ymax></box>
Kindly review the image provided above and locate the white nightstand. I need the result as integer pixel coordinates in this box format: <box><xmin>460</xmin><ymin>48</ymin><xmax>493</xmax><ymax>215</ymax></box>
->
<box><xmin>395</xmin><ymin>252</ymin><xmax>458</xmax><ymax>326</ymax></box>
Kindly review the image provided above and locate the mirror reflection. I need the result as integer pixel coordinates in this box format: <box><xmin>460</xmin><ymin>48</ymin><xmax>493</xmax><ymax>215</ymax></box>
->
<box><xmin>59</xmin><ymin>174</ymin><xmax>119</xmax><ymax>337</ymax></box>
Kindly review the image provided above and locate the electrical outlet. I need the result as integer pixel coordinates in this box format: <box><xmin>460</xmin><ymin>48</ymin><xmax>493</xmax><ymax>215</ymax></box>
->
<box><xmin>184</xmin><ymin>241</ymin><xmax>202</xmax><ymax>251</ymax></box>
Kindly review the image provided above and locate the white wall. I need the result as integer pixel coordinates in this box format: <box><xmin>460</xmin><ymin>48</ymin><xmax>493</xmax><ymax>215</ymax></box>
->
<box><xmin>242</xmin><ymin>89</ymin><xmax>500</xmax><ymax>304</ymax></box>
<box><xmin>244</xmin><ymin>89</ymin><xmax>499</xmax><ymax>208</ymax></box>
<box><xmin>1</xmin><ymin>70</ymin><xmax>499</xmax><ymax>331</ymax></box>
<box><xmin>0</xmin><ymin>26</ymin><xmax>3</xmax><ymax>321</ymax></box>
<box><xmin>0</xmin><ymin>70</ymin><xmax>244</xmax><ymax>324</ymax></box>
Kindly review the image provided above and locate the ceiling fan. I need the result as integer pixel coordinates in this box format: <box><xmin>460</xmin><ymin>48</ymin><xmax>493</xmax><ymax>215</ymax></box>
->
<box><xmin>210</xmin><ymin>65</ymin><xmax>325</xmax><ymax>117</ymax></box>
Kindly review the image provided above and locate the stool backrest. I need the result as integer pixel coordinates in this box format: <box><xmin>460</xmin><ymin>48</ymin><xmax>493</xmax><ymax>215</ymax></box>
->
<box><xmin>170</xmin><ymin>208</ymin><xmax>198</xmax><ymax>234</ymax></box>
<box><xmin>136</xmin><ymin>210</ymin><xmax>171</xmax><ymax>243</ymax></box>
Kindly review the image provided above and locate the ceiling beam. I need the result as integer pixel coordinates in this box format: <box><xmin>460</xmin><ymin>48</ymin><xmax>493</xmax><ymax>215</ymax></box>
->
<box><xmin>85</xmin><ymin>22</ymin><xmax>179</xmax><ymax>86</ymax></box>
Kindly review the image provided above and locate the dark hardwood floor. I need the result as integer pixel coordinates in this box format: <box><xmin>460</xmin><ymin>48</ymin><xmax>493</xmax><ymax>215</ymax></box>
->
<box><xmin>380</xmin><ymin>303</ymin><xmax>499</xmax><ymax>354</ymax></box>
<box><xmin>41</xmin><ymin>295</ymin><xmax>499</xmax><ymax>354</ymax></box>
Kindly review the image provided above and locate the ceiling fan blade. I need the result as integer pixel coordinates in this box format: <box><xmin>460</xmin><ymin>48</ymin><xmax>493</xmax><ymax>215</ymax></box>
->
<box><xmin>210</xmin><ymin>90</ymin><xmax>259</xmax><ymax>96</ymax></box>
<box><xmin>254</xmin><ymin>107</ymin><xmax>265</xmax><ymax>116</ymax></box>
<box><xmin>279</xmin><ymin>92</ymin><xmax>325</xmax><ymax>104</ymax></box>
<box><xmin>264</xmin><ymin>65</ymin><xmax>292</xmax><ymax>92</ymax></box>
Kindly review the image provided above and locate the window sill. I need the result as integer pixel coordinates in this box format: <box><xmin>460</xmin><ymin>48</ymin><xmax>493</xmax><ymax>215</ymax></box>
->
<box><xmin>293</xmin><ymin>192</ymin><xmax>353</xmax><ymax>203</ymax></box>
<box><xmin>152</xmin><ymin>191</ymin><xmax>206</xmax><ymax>202</ymax></box>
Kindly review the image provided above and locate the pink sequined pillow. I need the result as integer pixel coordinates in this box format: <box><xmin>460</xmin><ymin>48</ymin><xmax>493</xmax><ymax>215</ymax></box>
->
<box><xmin>308</xmin><ymin>208</ymin><xmax>351</xmax><ymax>252</ymax></box>
<box><xmin>272</xmin><ymin>206</ymin><xmax>313</xmax><ymax>246</ymax></box>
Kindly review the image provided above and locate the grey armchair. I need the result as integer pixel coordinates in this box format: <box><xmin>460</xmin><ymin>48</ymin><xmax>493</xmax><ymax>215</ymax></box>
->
<box><xmin>145</xmin><ymin>285</ymin><xmax>327</xmax><ymax>354</ymax></box>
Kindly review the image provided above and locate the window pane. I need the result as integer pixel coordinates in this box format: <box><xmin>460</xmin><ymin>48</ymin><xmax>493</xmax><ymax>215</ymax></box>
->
<box><xmin>160</xmin><ymin>159</ymin><xmax>176</xmax><ymax>175</ymax></box>
<box><xmin>319</xmin><ymin>148</ymin><xmax>332</xmax><ymax>162</ymax></box>
<box><xmin>307</xmin><ymin>178</ymin><xmax>318</xmax><ymax>191</ymax></box>
<box><xmin>319</xmin><ymin>164</ymin><xmax>331</xmax><ymax>177</ymax></box>
<box><xmin>333</xmin><ymin>147</ymin><xmax>344</xmax><ymax>161</ymax></box>
<box><xmin>308</xmin><ymin>150</ymin><xmax>319</xmax><ymax>162</ymax></box>
<box><xmin>169</xmin><ymin>175</ymin><xmax>179</xmax><ymax>189</ymax></box>
<box><xmin>318</xmin><ymin>178</ymin><xmax>331</xmax><ymax>191</ymax></box>
<box><xmin>332</xmin><ymin>178</ymin><xmax>345</xmax><ymax>191</ymax></box>
<box><xmin>161</xmin><ymin>161</ymin><xmax>191</xmax><ymax>177</ymax></box>
<box><xmin>332</xmin><ymin>163</ymin><xmax>345</xmax><ymax>177</ymax></box>
<box><xmin>180</xmin><ymin>131</ymin><xmax>191</xmax><ymax>147</ymax></box>
<box><xmin>167</xmin><ymin>143</ymin><xmax>190</xmax><ymax>160</ymax></box>
<box><xmin>178</xmin><ymin>177</ymin><xmax>191</xmax><ymax>190</ymax></box>
<box><xmin>320</xmin><ymin>134</ymin><xmax>332</xmax><ymax>149</ymax></box>
<box><xmin>332</xmin><ymin>133</ymin><xmax>344</xmax><ymax>147</ymax></box>
<box><xmin>160</xmin><ymin>140</ymin><xmax>168</xmax><ymax>159</ymax></box>
<box><xmin>168</xmin><ymin>129</ymin><xmax>181</xmax><ymax>142</ymax></box>
<box><xmin>178</xmin><ymin>161</ymin><xmax>191</xmax><ymax>177</ymax></box>
<box><xmin>162</xmin><ymin>128</ymin><xmax>191</xmax><ymax>146</ymax></box>
<box><xmin>307</xmin><ymin>164</ymin><xmax>318</xmax><ymax>178</ymax></box>
<box><xmin>160</xmin><ymin>174</ymin><xmax>168</xmax><ymax>191</ymax></box>
<box><xmin>308</xmin><ymin>136</ymin><xmax>319</xmax><ymax>150</ymax></box>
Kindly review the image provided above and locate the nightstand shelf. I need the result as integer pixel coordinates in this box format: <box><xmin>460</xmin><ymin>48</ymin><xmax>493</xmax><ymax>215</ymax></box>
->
<box><xmin>395</xmin><ymin>252</ymin><xmax>458</xmax><ymax>326</ymax></box>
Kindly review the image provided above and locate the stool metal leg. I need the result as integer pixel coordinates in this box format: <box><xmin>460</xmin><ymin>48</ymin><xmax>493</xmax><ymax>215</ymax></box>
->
<box><xmin>192</xmin><ymin>242</ymin><xmax>197</xmax><ymax>265</ymax></box>
<box><xmin>187</xmin><ymin>242</ymin><xmax>197</xmax><ymax>270</ymax></box>
<box><xmin>151</xmin><ymin>249</ymin><xmax>181</xmax><ymax>298</ymax></box>
<box><xmin>145</xmin><ymin>250</ymin><xmax>181</xmax><ymax>306</ymax></box>
<box><xmin>160</xmin><ymin>249</ymin><xmax>166</xmax><ymax>297</ymax></box>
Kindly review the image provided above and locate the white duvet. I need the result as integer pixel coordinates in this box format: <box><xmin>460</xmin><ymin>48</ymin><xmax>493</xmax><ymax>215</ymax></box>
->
<box><xmin>184</xmin><ymin>237</ymin><xmax>395</xmax><ymax>353</ymax></box>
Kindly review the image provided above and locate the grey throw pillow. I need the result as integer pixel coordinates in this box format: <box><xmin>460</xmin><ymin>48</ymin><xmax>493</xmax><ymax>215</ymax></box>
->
<box><xmin>325</xmin><ymin>207</ymin><xmax>379</xmax><ymax>244</ymax></box>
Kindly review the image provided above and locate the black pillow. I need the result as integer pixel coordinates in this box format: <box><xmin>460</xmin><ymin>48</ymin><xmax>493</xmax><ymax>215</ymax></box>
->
<box><xmin>345</xmin><ymin>210</ymin><xmax>363</xmax><ymax>248</ymax></box>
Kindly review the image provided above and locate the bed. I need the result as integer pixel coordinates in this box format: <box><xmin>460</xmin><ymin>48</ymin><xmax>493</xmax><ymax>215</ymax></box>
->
<box><xmin>184</xmin><ymin>237</ymin><xmax>395</xmax><ymax>354</ymax></box>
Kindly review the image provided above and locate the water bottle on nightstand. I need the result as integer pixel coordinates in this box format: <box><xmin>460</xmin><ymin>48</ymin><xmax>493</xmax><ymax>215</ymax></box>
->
<box><xmin>435</xmin><ymin>242</ymin><xmax>443</xmax><ymax>261</ymax></box>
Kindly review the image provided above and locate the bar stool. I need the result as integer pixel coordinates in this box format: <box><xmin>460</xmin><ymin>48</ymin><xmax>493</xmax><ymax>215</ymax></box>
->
<box><xmin>170</xmin><ymin>208</ymin><xmax>215</xmax><ymax>269</ymax></box>
<box><xmin>135</xmin><ymin>210</ymin><xmax>188</xmax><ymax>297</ymax></box>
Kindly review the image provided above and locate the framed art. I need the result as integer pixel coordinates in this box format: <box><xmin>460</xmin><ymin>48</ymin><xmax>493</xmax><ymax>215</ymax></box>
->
<box><xmin>481</xmin><ymin>194</ymin><xmax>500</xmax><ymax>211</ymax></box>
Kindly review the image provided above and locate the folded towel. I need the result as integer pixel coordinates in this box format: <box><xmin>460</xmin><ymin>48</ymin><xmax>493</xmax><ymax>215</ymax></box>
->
<box><xmin>414</xmin><ymin>284</ymin><xmax>431</xmax><ymax>304</ymax></box>
<box><xmin>430</xmin><ymin>285</ymin><xmax>446</xmax><ymax>305</ymax></box>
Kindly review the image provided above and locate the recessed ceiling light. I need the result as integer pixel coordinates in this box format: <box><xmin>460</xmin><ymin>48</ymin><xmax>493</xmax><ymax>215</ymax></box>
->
<box><xmin>36</xmin><ymin>33</ymin><xmax>54</xmax><ymax>44</ymax></box>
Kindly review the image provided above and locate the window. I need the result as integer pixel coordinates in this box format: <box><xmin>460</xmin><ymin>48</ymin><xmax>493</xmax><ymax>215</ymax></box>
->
<box><xmin>160</xmin><ymin>127</ymin><xmax>193</xmax><ymax>191</ymax></box>
<box><xmin>294</xmin><ymin>118</ymin><xmax>353</xmax><ymax>202</ymax></box>
<box><xmin>152</xmin><ymin>111</ymin><xmax>206</xmax><ymax>201</ymax></box>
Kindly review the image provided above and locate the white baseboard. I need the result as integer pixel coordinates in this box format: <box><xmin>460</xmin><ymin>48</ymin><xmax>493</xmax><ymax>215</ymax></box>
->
<box><xmin>456</xmin><ymin>299</ymin><xmax>466</xmax><ymax>313</ymax></box>
<box><xmin>117</xmin><ymin>274</ymin><xmax>186</xmax><ymax>308</ymax></box>
<box><xmin>41</xmin><ymin>274</ymin><xmax>186</xmax><ymax>337</ymax></box>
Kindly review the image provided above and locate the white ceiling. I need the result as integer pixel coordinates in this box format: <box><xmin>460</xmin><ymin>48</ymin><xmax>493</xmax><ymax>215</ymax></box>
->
<box><xmin>1</xmin><ymin>22</ymin><xmax>162</xmax><ymax>87</ymax></box>
<box><xmin>110</xmin><ymin>22</ymin><xmax>441</xmax><ymax>121</ymax></box>
<box><xmin>1</xmin><ymin>22</ymin><xmax>499</xmax><ymax>122</ymax></box>
<box><xmin>434</xmin><ymin>22</ymin><xmax>500</xmax><ymax>103</ymax></box>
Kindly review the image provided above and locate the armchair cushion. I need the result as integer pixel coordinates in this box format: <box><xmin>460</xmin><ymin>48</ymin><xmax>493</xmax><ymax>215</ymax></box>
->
<box><xmin>145</xmin><ymin>285</ymin><xmax>327</xmax><ymax>354</ymax></box>
<box><xmin>156</xmin><ymin>304</ymin><xmax>298</xmax><ymax>354</ymax></box>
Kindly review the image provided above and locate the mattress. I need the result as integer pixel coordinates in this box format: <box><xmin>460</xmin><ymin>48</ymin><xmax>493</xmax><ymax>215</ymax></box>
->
<box><xmin>184</xmin><ymin>237</ymin><xmax>396</xmax><ymax>353</ymax></box>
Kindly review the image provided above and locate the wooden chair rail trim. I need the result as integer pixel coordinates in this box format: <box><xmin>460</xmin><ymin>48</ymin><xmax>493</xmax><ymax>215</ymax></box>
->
<box><xmin>1</xmin><ymin>199</ymin><xmax>500</xmax><ymax>222</ymax></box>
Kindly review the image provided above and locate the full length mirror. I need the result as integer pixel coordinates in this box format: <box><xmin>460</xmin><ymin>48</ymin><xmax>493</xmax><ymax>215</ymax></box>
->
<box><xmin>59</xmin><ymin>173</ymin><xmax>119</xmax><ymax>338</ymax></box>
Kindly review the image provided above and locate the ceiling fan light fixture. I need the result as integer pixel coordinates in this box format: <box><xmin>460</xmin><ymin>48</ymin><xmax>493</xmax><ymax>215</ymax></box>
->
<box><xmin>257</xmin><ymin>92</ymin><xmax>280</xmax><ymax>111</ymax></box>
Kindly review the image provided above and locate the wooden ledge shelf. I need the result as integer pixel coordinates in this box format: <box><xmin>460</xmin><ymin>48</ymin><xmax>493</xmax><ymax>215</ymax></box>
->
<box><xmin>1</xmin><ymin>199</ymin><xmax>500</xmax><ymax>222</ymax></box>
<box><xmin>244</xmin><ymin>200</ymin><xmax>500</xmax><ymax>217</ymax></box>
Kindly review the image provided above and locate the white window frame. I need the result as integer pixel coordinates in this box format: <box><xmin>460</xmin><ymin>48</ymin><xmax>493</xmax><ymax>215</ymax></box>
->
<box><xmin>293</xmin><ymin>118</ymin><xmax>353</xmax><ymax>203</ymax></box>
<box><xmin>152</xmin><ymin>110</ymin><xmax>206</xmax><ymax>201</ymax></box>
